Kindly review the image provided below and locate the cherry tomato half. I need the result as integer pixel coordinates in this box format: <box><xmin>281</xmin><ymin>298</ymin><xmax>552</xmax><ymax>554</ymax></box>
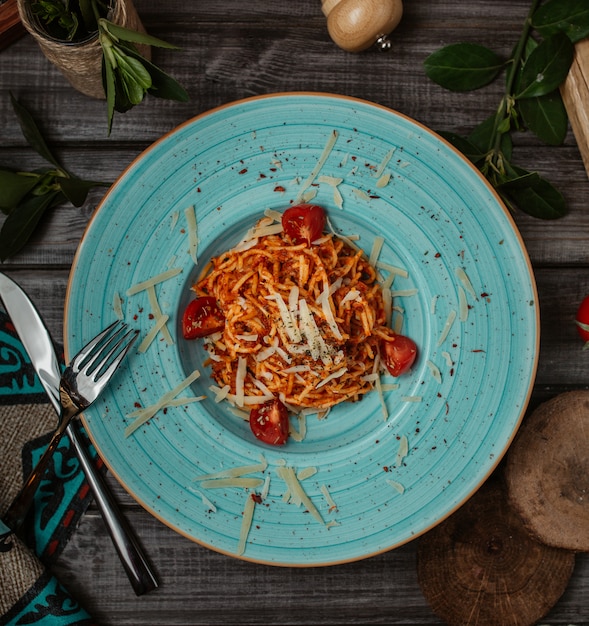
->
<box><xmin>249</xmin><ymin>398</ymin><xmax>289</xmax><ymax>445</ymax></box>
<box><xmin>576</xmin><ymin>295</ymin><xmax>589</xmax><ymax>343</ymax></box>
<box><xmin>282</xmin><ymin>204</ymin><xmax>326</xmax><ymax>246</ymax></box>
<box><xmin>182</xmin><ymin>296</ymin><xmax>225</xmax><ymax>339</ymax></box>
<box><xmin>380</xmin><ymin>334</ymin><xmax>418</xmax><ymax>377</ymax></box>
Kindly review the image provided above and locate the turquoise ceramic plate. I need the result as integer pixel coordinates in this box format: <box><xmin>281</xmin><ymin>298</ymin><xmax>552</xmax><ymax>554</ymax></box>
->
<box><xmin>65</xmin><ymin>93</ymin><xmax>538</xmax><ymax>566</ymax></box>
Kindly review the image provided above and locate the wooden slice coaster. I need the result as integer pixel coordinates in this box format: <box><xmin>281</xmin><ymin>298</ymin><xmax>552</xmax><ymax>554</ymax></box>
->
<box><xmin>417</xmin><ymin>478</ymin><xmax>574</xmax><ymax>626</ymax></box>
<box><xmin>505</xmin><ymin>390</ymin><xmax>589</xmax><ymax>551</ymax></box>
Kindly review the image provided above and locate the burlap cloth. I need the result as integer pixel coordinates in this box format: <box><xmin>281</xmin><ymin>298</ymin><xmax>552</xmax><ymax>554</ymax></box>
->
<box><xmin>16</xmin><ymin>0</ymin><xmax>150</xmax><ymax>99</ymax></box>
<box><xmin>0</xmin><ymin>311</ymin><xmax>96</xmax><ymax>625</ymax></box>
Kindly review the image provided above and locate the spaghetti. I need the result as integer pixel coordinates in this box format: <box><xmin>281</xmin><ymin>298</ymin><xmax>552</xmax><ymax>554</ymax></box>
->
<box><xmin>190</xmin><ymin>210</ymin><xmax>402</xmax><ymax>412</ymax></box>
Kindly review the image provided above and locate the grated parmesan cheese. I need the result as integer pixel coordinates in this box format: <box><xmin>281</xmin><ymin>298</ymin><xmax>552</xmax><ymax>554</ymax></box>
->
<box><xmin>126</xmin><ymin>267</ymin><xmax>182</xmax><ymax>296</ymax></box>
<box><xmin>264</xmin><ymin>208</ymin><xmax>283</xmax><ymax>222</ymax></box>
<box><xmin>320</xmin><ymin>484</ymin><xmax>338</xmax><ymax>512</ymax></box>
<box><xmin>441</xmin><ymin>351</ymin><xmax>453</xmax><ymax>367</ymax></box>
<box><xmin>194</xmin><ymin>456</ymin><xmax>268</xmax><ymax>482</ymax></box>
<box><xmin>387</xmin><ymin>479</ymin><xmax>405</xmax><ymax>494</ymax></box>
<box><xmin>184</xmin><ymin>205</ymin><xmax>198</xmax><ymax>265</ymax></box>
<box><xmin>146</xmin><ymin>285</ymin><xmax>174</xmax><ymax>346</ymax></box>
<box><xmin>390</xmin><ymin>288</ymin><xmax>418</xmax><ymax>298</ymax></box>
<box><xmin>113</xmin><ymin>291</ymin><xmax>124</xmax><ymax>320</ymax></box>
<box><xmin>369</xmin><ymin>236</ymin><xmax>385</xmax><ymax>267</ymax></box>
<box><xmin>297</xmin><ymin>130</ymin><xmax>339</xmax><ymax>200</ymax></box>
<box><xmin>352</xmin><ymin>188</ymin><xmax>371</xmax><ymax>202</ymax></box>
<box><xmin>426</xmin><ymin>360</ymin><xmax>442</xmax><ymax>384</ymax></box>
<box><xmin>200</xmin><ymin>477</ymin><xmax>264</xmax><ymax>489</ymax></box>
<box><xmin>276</xmin><ymin>465</ymin><xmax>324</xmax><ymax>525</ymax></box>
<box><xmin>235</xmin><ymin>356</ymin><xmax>247</xmax><ymax>407</ymax></box>
<box><xmin>395</xmin><ymin>435</ymin><xmax>409</xmax><ymax>467</ymax></box>
<box><xmin>437</xmin><ymin>309</ymin><xmax>457</xmax><ymax>346</ymax></box>
<box><xmin>317</xmin><ymin>175</ymin><xmax>344</xmax><ymax>209</ymax></box>
<box><xmin>297</xmin><ymin>466</ymin><xmax>317</xmax><ymax>481</ymax></box>
<box><xmin>376</xmin><ymin>172</ymin><xmax>391</xmax><ymax>188</ymax></box>
<box><xmin>237</xmin><ymin>493</ymin><xmax>256</xmax><ymax>556</ymax></box>
<box><xmin>289</xmin><ymin>413</ymin><xmax>307</xmax><ymax>442</ymax></box>
<box><xmin>317</xmin><ymin>285</ymin><xmax>343</xmax><ymax>340</ymax></box>
<box><xmin>315</xmin><ymin>367</ymin><xmax>347</xmax><ymax>389</ymax></box>
<box><xmin>374</xmin><ymin>147</ymin><xmax>396</xmax><ymax>178</ymax></box>
<box><xmin>125</xmin><ymin>369</ymin><xmax>201</xmax><ymax>436</ymax></box>
<box><xmin>137</xmin><ymin>314</ymin><xmax>169</xmax><ymax>353</ymax></box>
<box><xmin>455</xmin><ymin>267</ymin><xmax>477</xmax><ymax>300</ymax></box>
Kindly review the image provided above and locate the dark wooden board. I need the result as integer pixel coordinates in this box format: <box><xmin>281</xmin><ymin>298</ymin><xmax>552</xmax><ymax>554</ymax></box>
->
<box><xmin>1</xmin><ymin>0</ymin><xmax>589</xmax><ymax>623</ymax></box>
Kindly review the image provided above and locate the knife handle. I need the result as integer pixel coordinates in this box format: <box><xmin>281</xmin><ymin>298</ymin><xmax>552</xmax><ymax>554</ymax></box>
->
<box><xmin>66</xmin><ymin>421</ymin><xmax>159</xmax><ymax>596</ymax></box>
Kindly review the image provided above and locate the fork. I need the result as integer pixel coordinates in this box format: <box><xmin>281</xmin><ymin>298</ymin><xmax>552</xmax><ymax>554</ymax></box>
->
<box><xmin>3</xmin><ymin>321</ymin><xmax>138</xmax><ymax>533</ymax></box>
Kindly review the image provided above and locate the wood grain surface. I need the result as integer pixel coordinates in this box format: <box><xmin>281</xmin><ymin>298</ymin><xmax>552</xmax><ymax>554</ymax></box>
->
<box><xmin>1</xmin><ymin>1</ymin><xmax>589</xmax><ymax>624</ymax></box>
<box><xmin>0</xmin><ymin>0</ymin><xmax>24</xmax><ymax>51</ymax></box>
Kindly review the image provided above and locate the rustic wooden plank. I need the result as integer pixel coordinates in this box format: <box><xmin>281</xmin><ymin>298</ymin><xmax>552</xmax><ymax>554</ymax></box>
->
<box><xmin>2</xmin><ymin>261</ymin><xmax>589</xmax><ymax>386</ymax></box>
<box><xmin>0</xmin><ymin>0</ymin><xmax>25</xmax><ymax>51</ymax></box>
<box><xmin>2</xmin><ymin>141</ymin><xmax>589</xmax><ymax>269</ymax></box>
<box><xmin>2</xmin><ymin>0</ymin><xmax>589</xmax><ymax>623</ymax></box>
<box><xmin>0</xmin><ymin>1</ymin><xmax>574</xmax><ymax>146</ymax></box>
<box><xmin>51</xmin><ymin>506</ymin><xmax>589</xmax><ymax>625</ymax></box>
<box><xmin>561</xmin><ymin>38</ymin><xmax>589</xmax><ymax>180</ymax></box>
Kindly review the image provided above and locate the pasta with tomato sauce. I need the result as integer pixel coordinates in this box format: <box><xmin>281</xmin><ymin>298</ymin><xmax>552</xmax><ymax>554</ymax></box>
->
<box><xmin>182</xmin><ymin>204</ymin><xmax>417</xmax><ymax>445</ymax></box>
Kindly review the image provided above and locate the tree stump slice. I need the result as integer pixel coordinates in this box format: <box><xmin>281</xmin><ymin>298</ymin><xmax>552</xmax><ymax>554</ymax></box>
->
<box><xmin>504</xmin><ymin>390</ymin><xmax>589</xmax><ymax>552</ymax></box>
<box><xmin>417</xmin><ymin>478</ymin><xmax>575</xmax><ymax>626</ymax></box>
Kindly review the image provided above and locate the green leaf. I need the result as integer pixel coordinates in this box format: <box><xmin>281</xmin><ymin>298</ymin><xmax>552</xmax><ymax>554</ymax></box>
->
<box><xmin>506</xmin><ymin>36</ymin><xmax>539</xmax><ymax>92</ymax></box>
<box><xmin>468</xmin><ymin>114</ymin><xmax>513</xmax><ymax>159</ymax></box>
<box><xmin>10</xmin><ymin>93</ymin><xmax>62</xmax><ymax>169</ymax></box>
<box><xmin>145</xmin><ymin>62</ymin><xmax>189</xmax><ymax>102</ymax></box>
<box><xmin>0</xmin><ymin>170</ymin><xmax>40</xmax><ymax>213</ymax></box>
<box><xmin>500</xmin><ymin>165</ymin><xmax>566</xmax><ymax>219</ymax></box>
<box><xmin>436</xmin><ymin>131</ymin><xmax>487</xmax><ymax>164</ymax></box>
<box><xmin>78</xmin><ymin>0</ymin><xmax>97</xmax><ymax>33</ymax></box>
<box><xmin>497</xmin><ymin>170</ymin><xmax>542</xmax><ymax>190</ymax></box>
<box><xmin>0</xmin><ymin>190</ymin><xmax>62</xmax><ymax>261</ymax></box>
<box><xmin>517</xmin><ymin>90</ymin><xmax>568</xmax><ymax>145</ymax></box>
<box><xmin>515</xmin><ymin>33</ymin><xmax>574</xmax><ymax>99</ymax></box>
<box><xmin>58</xmin><ymin>176</ymin><xmax>109</xmax><ymax>207</ymax></box>
<box><xmin>100</xmin><ymin>19</ymin><xmax>180</xmax><ymax>49</ymax></box>
<box><xmin>113</xmin><ymin>48</ymin><xmax>152</xmax><ymax>91</ymax></box>
<box><xmin>118</xmin><ymin>72</ymin><xmax>146</xmax><ymax>106</ymax></box>
<box><xmin>102</xmin><ymin>56</ymin><xmax>117</xmax><ymax>135</ymax></box>
<box><xmin>120</xmin><ymin>43</ymin><xmax>189</xmax><ymax>102</ymax></box>
<box><xmin>532</xmin><ymin>0</ymin><xmax>589</xmax><ymax>43</ymax></box>
<box><xmin>424</xmin><ymin>43</ymin><xmax>504</xmax><ymax>92</ymax></box>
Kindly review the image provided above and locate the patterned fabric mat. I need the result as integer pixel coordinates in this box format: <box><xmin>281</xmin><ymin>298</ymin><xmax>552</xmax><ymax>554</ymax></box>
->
<box><xmin>0</xmin><ymin>310</ymin><xmax>96</xmax><ymax>625</ymax></box>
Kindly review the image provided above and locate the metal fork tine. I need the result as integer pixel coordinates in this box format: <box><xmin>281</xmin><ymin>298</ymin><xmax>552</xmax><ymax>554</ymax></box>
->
<box><xmin>72</xmin><ymin>320</ymin><xmax>126</xmax><ymax>371</ymax></box>
<box><xmin>79</xmin><ymin>322</ymin><xmax>129</xmax><ymax>376</ymax></box>
<box><xmin>91</xmin><ymin>329</ymin><xmax>139</xmax><ymax>389</ymax></box>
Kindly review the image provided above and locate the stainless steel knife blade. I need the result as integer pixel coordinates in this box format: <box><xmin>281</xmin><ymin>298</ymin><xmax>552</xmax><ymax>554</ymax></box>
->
<box><xmin>0</xmin><ymin>273</ymin><xmax>61</xmax><ymax>410</ymax></box>
<box><xmin>0</xmin><ymin>271</ymin><xmax>158</xmax><ymax>595</ymax></box>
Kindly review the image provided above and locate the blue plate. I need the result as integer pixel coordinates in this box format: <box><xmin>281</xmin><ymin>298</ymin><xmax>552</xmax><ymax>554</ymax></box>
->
<box><xmin>65</xmin><ymin>93</ymin><xmax>538</xmax><ymax>566</ymax></box>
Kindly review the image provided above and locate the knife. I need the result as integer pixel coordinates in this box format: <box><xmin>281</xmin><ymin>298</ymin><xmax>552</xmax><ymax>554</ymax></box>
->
<box><xmin>0</xmin><ymin>271</ymin><xmax>159</xmax><ymax>596</ymax></box>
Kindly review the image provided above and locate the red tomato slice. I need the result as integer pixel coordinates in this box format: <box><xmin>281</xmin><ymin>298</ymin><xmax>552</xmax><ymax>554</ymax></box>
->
<box><xmin>249</xmin><ymin>398</ymin><xmax>289</xmax><ymax>445</ymax></box>
<box><xmin>281</xmin><ymin>204</ymin><xmax>326</xmax><ymax>246</ymax></box>
<box><xmin>182</xmin><ymin>296</ymin><xmax>225</xmax><ymax>339</ymax></box>
<box><xmin>576</xmin><ymin>295</ymin><xmax>589</xmax><ymax>343</ymax></box>
<box><xmin>380</xmin><ymin>334</ymin><xmax>418</xmax><ymax>377</ymax></box>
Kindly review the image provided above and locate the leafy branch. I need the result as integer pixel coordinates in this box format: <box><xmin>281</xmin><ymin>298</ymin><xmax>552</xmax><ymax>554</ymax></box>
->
<box><xmin>424</xmin><ymin>0</ymin><xmax>589</xmax><ymax>219</ymax></box>
<box><xmin>98</xmin><ymin>19</ymin><xmax>189</xmax><ymax>134</ymax></box>
<box><xmin>0</xmin><ymin>93</ymin><xmax>110</xmax><ymax>261</ymax></box>
<box><xmin>30</xmin><ymin>0</ymin><xmax>189</xmax><ymax>133</ymax></box>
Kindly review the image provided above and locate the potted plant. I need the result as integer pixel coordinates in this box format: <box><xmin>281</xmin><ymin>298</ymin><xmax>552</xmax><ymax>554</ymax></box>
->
<box><xmin>17</xmin><ymin>0</ymin><xmax>188</xmax><ymax>132</ymax></box>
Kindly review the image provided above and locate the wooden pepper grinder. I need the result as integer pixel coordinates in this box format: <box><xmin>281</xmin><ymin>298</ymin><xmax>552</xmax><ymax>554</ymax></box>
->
<box><xmin>321</xmin><ymin>0</ymin><xmax>403</xmax><ymax>52</ymax></box>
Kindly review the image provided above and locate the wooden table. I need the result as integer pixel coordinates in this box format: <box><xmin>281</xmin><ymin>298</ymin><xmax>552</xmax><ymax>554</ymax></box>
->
<box><xmin>1</xmin><ymin>0</ymin><xmax>589</xmax><ymax>623</ymax></box>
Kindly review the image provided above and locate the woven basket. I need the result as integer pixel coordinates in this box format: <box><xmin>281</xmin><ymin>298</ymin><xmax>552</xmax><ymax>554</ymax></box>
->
<box><xmin>17</xmin><ymin>0</ymin><xmax>150</xmax><ymax>99</ymax></box>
